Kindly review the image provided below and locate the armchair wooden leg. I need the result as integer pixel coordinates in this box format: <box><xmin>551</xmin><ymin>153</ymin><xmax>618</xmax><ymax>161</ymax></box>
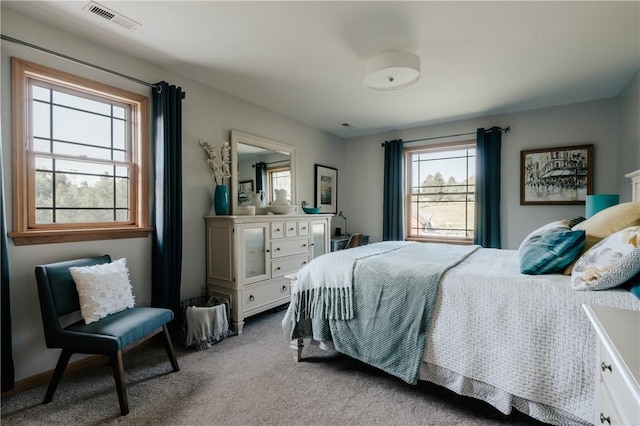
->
<box><xmin>109</xmin><ymin>350</ymin><xmax>129</xmax><ymax>415</ymax></box>
<box><xmin>43</xmin><ymin>349</ymin><xmax>73</xmax><ymax>404</ymax></box>
<box><xmin>162</xmin><ymin>325</ymin><xmax>180</xmax><ymax>372</ymax></box>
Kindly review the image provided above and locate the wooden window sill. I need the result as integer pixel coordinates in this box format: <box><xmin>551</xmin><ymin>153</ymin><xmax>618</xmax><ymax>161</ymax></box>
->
<box><xmin>8</xmin><ymin>227</ymin><xmax>153</xmax><ymax>246</ymax></box>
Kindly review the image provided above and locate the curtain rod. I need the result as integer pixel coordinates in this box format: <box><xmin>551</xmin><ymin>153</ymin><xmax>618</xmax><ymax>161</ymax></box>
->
<box><xmin>252</xmin><ymin>160</ymin><xmax>289</xmax><ymax>167</ymax></box>
<box><xmin>380</xmin><ymin>125</ymin><xmax>510</xmax><ymax>147</ymax></box>
<box><xmin>1</xmin><ymin>34</ymin><xmax>186</xmax><ymax>98</ymax></box>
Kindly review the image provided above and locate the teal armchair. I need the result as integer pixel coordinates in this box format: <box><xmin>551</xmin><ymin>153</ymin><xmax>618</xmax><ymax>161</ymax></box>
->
<box><xmin>35</xmin><ymin>255</ymin><xmax>179</xmax><ymax>415</ymax></box>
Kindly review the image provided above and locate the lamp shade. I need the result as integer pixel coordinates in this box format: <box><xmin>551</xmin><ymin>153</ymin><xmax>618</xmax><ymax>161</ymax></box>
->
<box><xmin>586</xmin><ymin>194</ymin><xmax>619</xmax><ymax>218</ymax></box>
<box><xmin>364</xmin><ymin>51</ymin><xmax>420</xmax><ymax>91</ymax></box>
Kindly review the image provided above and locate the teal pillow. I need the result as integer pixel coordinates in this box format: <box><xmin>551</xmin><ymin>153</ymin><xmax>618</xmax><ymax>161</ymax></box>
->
<box><xmin>622</xmin><ymin>273</ymin><xmax>640</xmax><ymax>299</ymax></box>
<box><xmin>519</xmin><ymin>230</ymin><xmax>585</xmax><ymax>275</ymax></box>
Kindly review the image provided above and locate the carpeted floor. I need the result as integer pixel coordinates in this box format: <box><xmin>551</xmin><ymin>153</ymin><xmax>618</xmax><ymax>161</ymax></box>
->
<box><xmin>1</xmin><ymin>308</ymin><xmax>545</xmax><ymax>425</ymax></box>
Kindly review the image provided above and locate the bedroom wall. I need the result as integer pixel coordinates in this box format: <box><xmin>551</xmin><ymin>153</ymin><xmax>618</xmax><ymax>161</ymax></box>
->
<box><xmin>343</xmin><ymin>97</ymin><xmax>622</xmax><ymax>250</ymax></box>
<box><xmin>1</xmin><ymin>8</ymin><xmax>345</xmax><ymax>381</ymax></box>
<box><xmin>617</xmin><ymin>70</ymin><xmax>640</xmax><ymax>200</ymax></box>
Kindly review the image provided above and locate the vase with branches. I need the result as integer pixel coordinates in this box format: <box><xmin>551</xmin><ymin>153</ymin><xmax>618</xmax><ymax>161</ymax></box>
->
<box><xmin>200</xmin><ymin>139</ymin><xmax>231</xmax><ymax>214</ymax></box>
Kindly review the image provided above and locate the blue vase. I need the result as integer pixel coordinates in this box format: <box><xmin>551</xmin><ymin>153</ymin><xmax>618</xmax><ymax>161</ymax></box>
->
<box><xmin>214</xmin><ymin>185</ymin><xmax>229</xmax><ymax>215</ymax></box>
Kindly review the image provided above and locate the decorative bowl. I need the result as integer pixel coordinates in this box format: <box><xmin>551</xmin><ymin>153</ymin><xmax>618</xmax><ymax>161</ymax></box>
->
<box><xmin>267</xmin><ymin>205</ymin><xmax>297</xmax><ymax>215</ymax></box>
<box><xmin>302</xmin><ymin>207</ymin><xmax>321</xmax><ymax>214</ymax></box>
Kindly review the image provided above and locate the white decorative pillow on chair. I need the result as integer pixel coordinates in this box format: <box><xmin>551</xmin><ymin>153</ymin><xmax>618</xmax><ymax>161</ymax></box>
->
<box><xmin>70</xmin><ymin>258</ymin><xmax>135</xmax><ymax>324</ymax></box>
<box><xmin>571</xmin><ymin>226</ymin><xmax>640</xmax><ymax>291</ymax></box>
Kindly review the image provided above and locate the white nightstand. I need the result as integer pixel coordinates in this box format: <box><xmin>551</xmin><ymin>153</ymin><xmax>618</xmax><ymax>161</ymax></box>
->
<box><xmin>583</xmin><ymin>305</ymin><xmax>640</xmax><ymax>425</ymax></box>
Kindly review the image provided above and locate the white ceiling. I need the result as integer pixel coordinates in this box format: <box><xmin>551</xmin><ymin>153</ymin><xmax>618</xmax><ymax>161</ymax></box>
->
<box><xmin>4</xmin><ymin>1</ymin><xmax>639</xmax><ymax>138</ymax></box>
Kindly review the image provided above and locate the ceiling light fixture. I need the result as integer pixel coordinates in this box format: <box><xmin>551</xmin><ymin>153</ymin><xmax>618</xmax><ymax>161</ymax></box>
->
<box><xmin>364</xmin><ymin>51</ymin><xmax>421</xmax><ymax>91</ymax></box>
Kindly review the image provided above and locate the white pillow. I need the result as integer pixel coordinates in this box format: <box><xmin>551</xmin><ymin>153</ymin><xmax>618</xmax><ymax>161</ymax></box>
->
<box><xmin>571</xmin><ymin>226</ymin><xmax>640</xmax><ymax>291</ymax></box>
<box><xmin>70</xmin><ymin>258</ymin><xmax>135</xmax><ymax>324</ymax></box>
<box><xmin>518</xmin><ymin>220</ymin><xmax>569</xmax><ymax>255</ymax></box>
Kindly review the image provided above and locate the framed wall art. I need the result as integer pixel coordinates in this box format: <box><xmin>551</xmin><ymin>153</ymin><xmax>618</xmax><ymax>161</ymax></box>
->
<box><xmin>315</xmin><ymin>164</ymin><xmax>337</xmax><ymax>214</ymax></box>
<box><xmin>238</xmin><ymin>180</ymin><xmax>254</xmax><ymax>205</ymax></box>
<box><xmin>520</xmin><ymin>144</ymin><xmax>593</xmax><ymax>205</ymax></box>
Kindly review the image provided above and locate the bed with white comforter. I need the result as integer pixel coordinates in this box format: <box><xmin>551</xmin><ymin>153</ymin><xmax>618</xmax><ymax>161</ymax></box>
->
<box><xmin>282</xmin><ymin>243</ymin><xmax>640</xmax><ymax>426</ymax></box>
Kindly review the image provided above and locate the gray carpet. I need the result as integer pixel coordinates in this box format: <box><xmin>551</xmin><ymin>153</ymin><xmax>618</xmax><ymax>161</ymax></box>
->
<box><xmin>1</xmin><ymin>309</ymin><xmax>544</xmax><ymax>425</ymax></box>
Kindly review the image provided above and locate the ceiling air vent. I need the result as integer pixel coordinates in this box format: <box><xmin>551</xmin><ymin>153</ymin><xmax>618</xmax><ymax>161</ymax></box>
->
<box><xmin>82</xmin><ymin>2</ymin><xmax>141</xmax><ymax>31</ymax></box>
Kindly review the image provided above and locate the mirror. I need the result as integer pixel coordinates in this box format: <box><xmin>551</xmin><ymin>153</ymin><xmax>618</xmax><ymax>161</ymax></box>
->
<box><xmin>230</xmin><ymin>131</ymin><xmax>296</xmax><ymax>214</ymax></box>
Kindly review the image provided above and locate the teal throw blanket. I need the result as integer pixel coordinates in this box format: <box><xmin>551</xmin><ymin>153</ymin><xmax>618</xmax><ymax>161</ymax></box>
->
<box><xmin>290</xmin><ymin>241</ymin><xmax>479</xmax><ymax>384</ymax></box>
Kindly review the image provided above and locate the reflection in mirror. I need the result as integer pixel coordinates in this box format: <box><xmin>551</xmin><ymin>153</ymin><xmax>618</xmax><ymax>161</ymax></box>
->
<box><xmin>230</xmin><ymin>131</ymin><xmax>296</xmax><ymax>214</ymax></box>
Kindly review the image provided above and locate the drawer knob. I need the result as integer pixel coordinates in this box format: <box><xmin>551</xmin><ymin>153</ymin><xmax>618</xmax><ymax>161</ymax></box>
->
<box><xmin>276</xmin><ymin>247</ymin><xmax>281</xmax><ymax>251</ymax></box>
<box><xmin>302</xmin><ymin>261</ymin><xmax>307</xmax><ymax>265</ymax></box>
<box><xmin>289</xmin><ymin>227</ymin><xmax>294</xmax><ymax>231</ymax></box>
<box><xmin>302</xmin><ymin>227</ymin><xmax>307</xmax><ymax>230</ymax></box>
<box><xmin>600</xmin><ymin>413</ymin><xmax>611</xmax><ymax>424</ymax></box>
<box><xmin>276</xmin><ymin>228</ymin><xmax>281</xmax><ymax>232</ymax></box>
<box><xmin>276</xmin><ymin>267</ymin><xmax>281</xmax><ymax>271</ymax></box>
<box><xmin>249</xmin><ymin>295</ymin><xmax>255</xmax><ymax>302</ymax></box>
<box><xmin>600</xmin><ymin>362</ymin><xmax>612</xmax><ymax>373</ymax></box>
<box><xmin>282</xmin><ymin>285</ymin><xmax>287</xmax><ymax>292</ymax></box>
<box><xmin>302</xmin><ymin>244</ymin><xmax>307</xmax><ymax>248</ymax></box>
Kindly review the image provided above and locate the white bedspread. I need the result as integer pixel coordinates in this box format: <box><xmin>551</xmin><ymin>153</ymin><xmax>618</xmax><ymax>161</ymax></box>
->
<box><xmin>423</xmin><ymin>248</ymin><xmax>640</xmax><ymax>424</ymax></box>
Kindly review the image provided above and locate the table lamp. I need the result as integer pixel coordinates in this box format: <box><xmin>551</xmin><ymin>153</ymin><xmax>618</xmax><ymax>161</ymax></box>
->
<box><xmin>585</xmin><ymin>194</ymin><xmax>619</xmax><ymax>218</ymax></box>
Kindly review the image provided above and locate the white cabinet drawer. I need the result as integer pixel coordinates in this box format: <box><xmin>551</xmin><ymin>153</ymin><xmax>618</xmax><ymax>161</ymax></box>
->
<box><xmin>600</xmin><ymin>382</ymin><xmax>624</xmax><ymax>426</ymax></box>
<box><xmin>298</xmin><ymin>220</ymin><xmax>310</xmax><ymax>236</ymax></box>
<box><xmin>243</xmin><ymin>281</ymin><xmax>290</xmax><ymax>313</ymax></box>
<box><xmin>599</xmin><ymin>347</ymin><xmax>639</xmax><ymax>425</ymax></box>
<box><xmin>271</xmin><ymin>222</ymin><xmax>285</xmax><ymax>239</ymax></box>
<box><xmin>285</xmin><ymin>221</ymin><xmax>298</xmax><ymax>237</ymax></box>
<box><xmin>272</xmin><ymin>255</ymin><xmax>309</xmax><ymax>278</ymax></box>
<box><xmin>271</xmin><ymin>238</ymin><xmax>309</xmax><ymax>258</ymax></box>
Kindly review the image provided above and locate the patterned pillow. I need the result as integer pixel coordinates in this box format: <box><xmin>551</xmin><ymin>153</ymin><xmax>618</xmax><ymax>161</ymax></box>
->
<box><xmin>519</xmin><ymin>229</ymin><xmax>585</xmax><ymax>274</ymax></box>
<box><xmin>564</xmin><ymin>202</ymin><xmax>640</xmax><ymax>274</ymax></box>
<box><xmin>70</xmin><ymin>258</ymin><xmax>135</xmax><ymax>324</ymax></box>
<box><xmin>571</xmin><ymin>226</ymin><xmax>640</xmax><ymax>291</ymax></box>
<box><xmin>518</xmin><ymin>220</ymin><xmax>569</xmax><ymax>255</ymax></box>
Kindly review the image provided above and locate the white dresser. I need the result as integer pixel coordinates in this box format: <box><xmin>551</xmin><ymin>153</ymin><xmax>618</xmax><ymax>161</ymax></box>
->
<box><xmin>583</xmin><ymin>305</ymin><xmax>640</xmax><ymax>426</ymax></box>
<box><xmin>205</xmin><ymin>214</ymin><xmax>331</xmax><ymax>334</ymax></box>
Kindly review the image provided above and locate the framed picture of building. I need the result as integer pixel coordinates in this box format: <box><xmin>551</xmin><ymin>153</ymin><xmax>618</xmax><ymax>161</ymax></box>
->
<box><xmin>520</xmin><ymin>144</ymin><xmax>593</xmax><ymax>205</ymax></box>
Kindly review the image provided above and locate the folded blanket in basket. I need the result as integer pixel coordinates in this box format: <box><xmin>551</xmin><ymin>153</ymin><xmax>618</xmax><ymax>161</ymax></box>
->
<box><xmin>185</xmin><ymin>304</ymin><xmax>229</xmax><ymax>350</ymax></box>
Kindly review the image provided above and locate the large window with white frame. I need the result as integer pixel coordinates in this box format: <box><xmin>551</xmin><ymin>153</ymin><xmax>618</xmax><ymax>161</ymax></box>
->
<box><xmin>10</xmin><ymin>57</ymin><xmax>151</xmax><ymax>245</ymax></box>
<box><xmin>405</xmin><ymin>141</ymin><xmax>475</xmax><ymax>243</ymax></box>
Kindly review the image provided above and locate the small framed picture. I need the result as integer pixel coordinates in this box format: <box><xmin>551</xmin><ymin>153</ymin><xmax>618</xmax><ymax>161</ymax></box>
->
<box><xmin>315</xmin><ymin>164</ymin><xmax>337</xmax><ymax>214</ymax></box>
<box><xmin>520</xmin><ymin>144</ymin><xmax>593</xmax><ymax>205</ymax></box>
<box><xmin>238</xmin><ymin>180</ymin><xmax>254</xmax><ymax>205</ymax></box>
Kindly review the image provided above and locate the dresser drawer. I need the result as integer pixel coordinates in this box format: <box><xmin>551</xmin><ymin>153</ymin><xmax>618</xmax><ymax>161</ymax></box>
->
<box><xmin>298</xmin><ymin>220</ymin><xmax>310</xmax><ymax>236</ymax></box>
<box><xmin>285</xmin><ymin>221</ymin><xmax>298</xmax><ymax>237</ymax></box>
<box><xmin>271</xmin><ymin>222</ymin><xmax>285</xmax><ymax>239</ymax></box>
<box><xmin>243</xmin><ymin>281</ymin><xmax>290</xmax><ymax>313</ymax></box>
<box><xmin>600</xmin><ymin>382</ymin><xmax>624</xmax><ymax>426</ymax></box>
<box><xmin>271</xmin><ymin>238</ymin><xmax>309</xmax><ymax>258</ymax></box>
<box><xmin>599</xmin><ymin>345</ymin><xmax>639</xmax><ymax>425</ymax></box>
<box><xmin>272</xmin><ymin>255</ymin><xmax>309</xmax><ymax>278</ymax></box>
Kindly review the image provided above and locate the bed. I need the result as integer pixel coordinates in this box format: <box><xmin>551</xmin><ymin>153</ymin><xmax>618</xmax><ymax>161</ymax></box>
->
<box><xmin>282</xmin><ymin>205</ymin><xmax>640</xmax><ymax>426</ymax></box>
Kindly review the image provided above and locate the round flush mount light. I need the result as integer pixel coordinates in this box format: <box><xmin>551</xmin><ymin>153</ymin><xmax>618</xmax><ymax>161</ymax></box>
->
<box><xmin>364</xmin><ymin>51</ymin><xmax>421</xmax><ymax>91</ymax></box>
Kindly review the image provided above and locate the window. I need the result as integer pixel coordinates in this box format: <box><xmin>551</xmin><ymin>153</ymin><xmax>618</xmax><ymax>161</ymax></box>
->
<box><xmin>10</xmin><ymin>57</ymin><xmax>151</xmax><ymax>245</ymax></box>
<box><xmin>267</xmin><ymin>165</ymin><xmax>291</xmax><ymax>201</ymax></box>
<box><xmin>405</xmin><ymin>141</ymin><xmax>475</xmax><ymax>243</ymax></box>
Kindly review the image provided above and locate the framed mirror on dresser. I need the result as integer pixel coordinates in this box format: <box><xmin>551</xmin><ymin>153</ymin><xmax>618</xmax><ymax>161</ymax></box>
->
<box><xmin>230</xmin><ymin>130</ymin><xmax>297</xmax><ymax>214</ymax></box>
